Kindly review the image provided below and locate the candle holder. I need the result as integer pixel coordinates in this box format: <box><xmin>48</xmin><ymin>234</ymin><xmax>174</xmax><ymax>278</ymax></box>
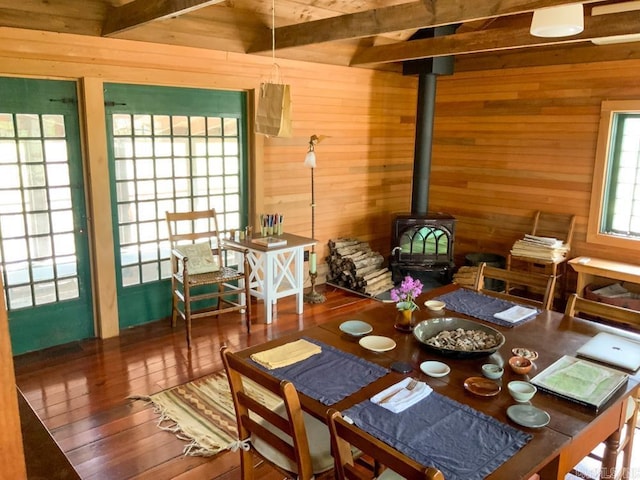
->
<box><xmin>304</xmin><ymin>271</ymin><xmax>325</xmax><ymax>304</ymax></box>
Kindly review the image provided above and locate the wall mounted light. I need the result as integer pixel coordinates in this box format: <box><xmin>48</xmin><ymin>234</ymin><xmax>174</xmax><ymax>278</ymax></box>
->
<box><xmin>530</xmin><ymin>3</ymin><xmax>584</xmax><ymax>38</ymax></box>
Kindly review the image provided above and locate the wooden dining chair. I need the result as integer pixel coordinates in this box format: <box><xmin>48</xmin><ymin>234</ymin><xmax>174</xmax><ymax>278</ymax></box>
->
<box><xmin>474</xmin><ymin>262</ymin><xmax>556</xmax><ymax>310</ymax></box>
<box><xmin>565</xmin><ymin>293</ymin><xmax>640</xmax><ymax>480</ymax></box>
<box><xmin>220</xmin><ymin>346</ymin><xmax>335</xmax><ymax>480</ymax></box>
<box><xmin>166</xmin><ymin>209</ymin><xmax>251</xmax><ymax>348</ymax></box>
<box><xmin>566</xmin><ymin>294</ymin><xmax>640</xmax><ymax>331</ymax></box>
<box><xmin>506</xmin><ymin>210</ymin><xmax>576</xmax><ymax>300</ymax></box>
<box><xmin>327</xmin><ymin>409</ymin><xmax>445</xmax><ymax>480</ymax></box>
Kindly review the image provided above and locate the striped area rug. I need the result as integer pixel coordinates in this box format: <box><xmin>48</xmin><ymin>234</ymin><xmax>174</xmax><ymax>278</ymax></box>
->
<box><xmin>136</xmin><ymin>370</ymin><xmax>282</xmax><ymax>457</ymax></box>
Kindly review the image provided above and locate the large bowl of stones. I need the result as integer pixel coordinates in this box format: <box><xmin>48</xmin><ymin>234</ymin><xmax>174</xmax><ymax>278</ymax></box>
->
<box><xmin>413</xmin><ymin>317</ymin><xmax>505</xmax><ymax>359</ymax></box>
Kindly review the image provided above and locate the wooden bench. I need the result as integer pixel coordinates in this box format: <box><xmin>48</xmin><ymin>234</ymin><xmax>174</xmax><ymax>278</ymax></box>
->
<box><xmin>568</xmin><ymin>257</ymin><xmax>640</xmax><ymax>298</ymax></box>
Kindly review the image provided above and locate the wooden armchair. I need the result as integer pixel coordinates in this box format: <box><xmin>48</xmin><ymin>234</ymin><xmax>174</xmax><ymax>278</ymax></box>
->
<box><xmin>327</xmin><ymin>409</ymin><xmax>444</xmax><ymax>480</ymax></box>
<box><xmin>166</xmin><ymin>209</ymin><xmax>251</xmax><ymax>347</ymax></box>
<box><xmin>220</xmin><ymin>346</ymin><xmax>335</xmax><ymax>480</ymax></box>
<box><xmin>565</xmin><ymin>293</ymin><xmax>640</xmax><ymax>480</ymax></box>
<box><xmin>474</xmin><ymin>262</ymin><xmax>556</xmax><ymax>310</ymax></box>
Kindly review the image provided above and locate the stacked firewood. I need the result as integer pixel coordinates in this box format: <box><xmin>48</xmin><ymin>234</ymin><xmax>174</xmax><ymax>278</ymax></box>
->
<box><xmin>326</xmin><ymin>238</ymin><xmax>394</xmax><ymax>297</ymax></box>
<box><xmin>452</xmin><ymin>266</ymin><xmax>478</xmax><ymax>289</ymax></box>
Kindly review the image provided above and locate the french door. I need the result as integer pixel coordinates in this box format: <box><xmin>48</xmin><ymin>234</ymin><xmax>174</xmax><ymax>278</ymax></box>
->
<box><xmin>104</xmin><ymin>83</ymin><xmax>248</xmax><ymax>328</ymax></box>
<box><xmin>0</xmin><ymin>77</ymin><xmax>94</xmax><ymax>355</ymax></box>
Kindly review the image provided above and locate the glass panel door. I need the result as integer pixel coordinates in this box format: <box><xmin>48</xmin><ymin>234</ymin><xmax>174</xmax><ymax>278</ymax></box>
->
<box><xmin>104</xmin><ymin>83</ymin><xmax>248</xmax><ymax>328</ymax></box>
<box><xmin>0</xmin><ymin>77</ymin><xmax>93</xmax><ymax>355</ymax></box>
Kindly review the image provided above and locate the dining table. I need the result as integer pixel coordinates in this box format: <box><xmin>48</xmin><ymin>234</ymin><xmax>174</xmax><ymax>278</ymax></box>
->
<box><xmin>234</xmin><ymin>283</ymin><xmax>640</xmax><ymax>480</ymax></box>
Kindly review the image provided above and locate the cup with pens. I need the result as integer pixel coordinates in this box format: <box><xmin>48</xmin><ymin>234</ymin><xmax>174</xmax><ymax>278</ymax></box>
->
<box><xmin>260</xmin><ymin>213</ymin><xmax>284</xmax><ymax>236</ymax></box>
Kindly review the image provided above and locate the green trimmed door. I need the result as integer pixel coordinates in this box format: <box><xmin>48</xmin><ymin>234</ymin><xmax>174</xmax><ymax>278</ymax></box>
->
<box><xmin>0</xmin><ymin>77</ymin><xmax>94</xmax><ymax>355</ymax></box>
<box><xmin>104</xmin><ymin>83</ymin><xmax>248</xmax><ymax>328</ymax></box>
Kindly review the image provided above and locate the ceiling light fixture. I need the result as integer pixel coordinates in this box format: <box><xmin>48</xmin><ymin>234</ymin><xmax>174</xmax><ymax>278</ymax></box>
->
<box><xmin>530</xmin><ymin>3</ymin><xmax>584</xmax><ymax>38</ymax></box>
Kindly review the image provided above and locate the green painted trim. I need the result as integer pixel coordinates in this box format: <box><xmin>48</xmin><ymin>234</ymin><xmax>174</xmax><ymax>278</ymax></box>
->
<box><xmin>0</xmin><ymin>76</ymin><xmax>94</xmax><ymax>355</ymax></box>
<box><xmin>104</xmin><ymin>83</ymin><xmax>249</xmax><ymax>328</ymax></box>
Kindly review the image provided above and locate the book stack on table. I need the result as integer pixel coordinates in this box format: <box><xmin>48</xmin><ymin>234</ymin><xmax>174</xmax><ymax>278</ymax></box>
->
<box><xmin>510</xmin><ymin>234</ymin><xmax>570</xmax><ymax>262</ymax></box>
<box><xmin>251</xmin><ymin>236</ymin><xmax>287</xmax><ymax>248</ymax></box>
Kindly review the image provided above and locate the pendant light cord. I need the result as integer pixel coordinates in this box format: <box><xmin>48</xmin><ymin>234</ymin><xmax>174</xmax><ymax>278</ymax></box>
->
<box><xmin>271</xmin><ymin>0</ymin><xmax>279</xmax><ymax>83</ymax></box>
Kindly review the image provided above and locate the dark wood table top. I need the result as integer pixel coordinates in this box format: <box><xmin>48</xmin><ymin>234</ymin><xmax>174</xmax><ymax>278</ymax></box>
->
<box><xmin>236</xmin><ymin>283</ymin><xmax>640</xmax><ymax>480</ymax></box>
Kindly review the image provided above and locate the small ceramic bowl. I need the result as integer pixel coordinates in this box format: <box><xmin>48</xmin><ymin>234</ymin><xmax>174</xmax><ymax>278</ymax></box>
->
<box><xmin>482</xmin><ymin>363</ymin><xmax>504</xmax><ymax>380</ymax></box>
<box><xmin>511</xmin><ymin>347</ymin><xmax>539</xmax><ymax>361</ymax></box>
<box><xmin>420</xmin><ymin>360</ymin><xmax>451</xmax><ymax>378</ymax></box>
<box><xmin>424</xmin><ymin>300</ymin><xmax>446</xmax><ymax>312</ymax></box>
<box><xmin>508</xmin><ymin>381</ymin><xmax>537</xmax><ymax>402</ymax></box>
<box><xmin>509</xmin><ymin>355</ymin><xmax>532</xmax><ymax>375</ymax></box>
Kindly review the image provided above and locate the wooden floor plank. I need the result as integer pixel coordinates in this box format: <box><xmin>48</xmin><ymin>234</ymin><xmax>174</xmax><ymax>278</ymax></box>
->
<box><xmin>14</xmin><ymin>286</ymin><xmax>374</xmax><ymax>479</ymax></box>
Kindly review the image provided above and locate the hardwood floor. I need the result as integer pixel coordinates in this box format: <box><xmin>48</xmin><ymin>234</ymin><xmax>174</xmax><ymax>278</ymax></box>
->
<box><xmin>14</xmin><ymin>286</ymin><xmax>375</xmax><ymax>480</ymax></box>
<box><xmin>14</xmin><ymin>286</ymin><xmax>640</xmax><ymax>480</ymax></box>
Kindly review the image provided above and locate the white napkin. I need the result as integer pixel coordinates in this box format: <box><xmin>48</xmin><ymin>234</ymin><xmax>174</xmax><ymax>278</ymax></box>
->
<box><xmin>493</xmin><ymin>305</ymin><xmax>538</xmax><ymax>323</ymax></box>
<box><xmin>370</xmin><ymin>378</ymin><xmax>432</xmax><ymax>413</ymax></box>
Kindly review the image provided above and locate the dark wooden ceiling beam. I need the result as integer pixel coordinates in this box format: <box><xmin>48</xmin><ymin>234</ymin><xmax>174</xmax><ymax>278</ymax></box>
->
<box><xmin>248</xmin><ymin>0</ymin><xmax>606</xmax><ymax>53</ymax></box>
<box><xmin>457</xmin><ymin>42</ymin><xmax>640</xmax><ymax>72</ymax></box>
<box><xmin>102</xmin><ymin>0</ymin><xmax>224</xmax><ymax>36</ymax></box>
<box><xmin>350</xmin><ymin>10</ymin><xmax>640</xmax><ymax>65</ymax></box>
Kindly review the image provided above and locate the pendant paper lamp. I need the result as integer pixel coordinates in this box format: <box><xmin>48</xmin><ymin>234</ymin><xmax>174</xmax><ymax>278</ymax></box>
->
<box><xmin>530</xmin><ymin>3</ymin><xmax>584</xmax><ymax>38</ymax></box>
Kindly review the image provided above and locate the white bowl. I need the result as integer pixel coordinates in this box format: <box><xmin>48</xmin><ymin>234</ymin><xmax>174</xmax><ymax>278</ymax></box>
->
<box><xmin>420</xmin><ymin>360</ymin><xmax>450</xmax><ymax>378</ymax></box>
<box><xmin>508</xmin><ymin>381</ymin><xmax>537</xmax><ymax>402</ymax></box>
<box><xmin>424</xmin><ymin>300</ymin><xmax>446</xmax><ymax>311</ymax></box>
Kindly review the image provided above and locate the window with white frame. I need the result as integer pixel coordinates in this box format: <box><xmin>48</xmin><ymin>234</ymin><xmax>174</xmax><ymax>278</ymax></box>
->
<box><xmin>588</xmin><ymin>101</ymin><xmax>640</xmax><ymax>247</ymax></box>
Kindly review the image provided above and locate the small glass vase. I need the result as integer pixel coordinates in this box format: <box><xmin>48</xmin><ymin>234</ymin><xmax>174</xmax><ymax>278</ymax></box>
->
<box><xmin>394</xmin><ymin>308</ymin><xmax>415</xmax><ymax>332</ymax></box>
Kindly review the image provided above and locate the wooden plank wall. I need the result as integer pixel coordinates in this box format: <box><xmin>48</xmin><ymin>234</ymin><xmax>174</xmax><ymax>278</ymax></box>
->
<box><xmin>0</xmin><ymin>25</ymin><xmax>638</xmax><ymax>307</ymax></box>
<box><xmin>432</xmin><ymin>60</ymin><xmax>640</xmax><ymax>269</ymax></box>
<box><xmin>0</xmin><ymin>27</ymin><xmax>418</xmax><ymax>336</ymax></box>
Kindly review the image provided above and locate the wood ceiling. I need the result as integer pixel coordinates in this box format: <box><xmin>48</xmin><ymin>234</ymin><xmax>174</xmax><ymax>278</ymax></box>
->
<box><xmin>1</xmin><ymin>0</ymin><xmax>639</xmax><ymax>72</ymax></box>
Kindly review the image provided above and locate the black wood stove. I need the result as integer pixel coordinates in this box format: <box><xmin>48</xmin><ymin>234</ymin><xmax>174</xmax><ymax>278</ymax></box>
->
<box><xmin>389</xmin><ymin>37</ymin><xmax>457</xmax><ymax>285</ymax></box>
<box><xmin>389</xmin><ymin>212</ymin><xmax>456</xmax><ymax>284</ymax></box>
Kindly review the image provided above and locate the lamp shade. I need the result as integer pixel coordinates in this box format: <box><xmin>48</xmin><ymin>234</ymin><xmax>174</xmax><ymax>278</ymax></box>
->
<box><xmin>304</xmin><ymin>150</ymin><xmax>316</xmax><ymax>168</ymax></box>
<box><xmin>530</xmin><ymin>3</ymin><xmax>584</xmax><ymax>38</ymax></box>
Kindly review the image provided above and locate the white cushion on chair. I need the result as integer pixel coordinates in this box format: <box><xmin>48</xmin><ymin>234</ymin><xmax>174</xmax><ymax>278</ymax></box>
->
<box><xmin>175</xmin><ymin>242</ymin><xmax>220</xmax><ymax>274</ymax></box>
<box><xmin>251</xmin><ymin>403</ymin><xmax>334</xmax><ymax>475</ymax></box>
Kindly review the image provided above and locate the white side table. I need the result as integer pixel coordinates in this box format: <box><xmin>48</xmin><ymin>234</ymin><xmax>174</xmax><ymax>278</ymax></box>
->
<box><xmin>225</xmin><ymin>233</ymin><xmax>317</xmax><ymax>324</ymax></box>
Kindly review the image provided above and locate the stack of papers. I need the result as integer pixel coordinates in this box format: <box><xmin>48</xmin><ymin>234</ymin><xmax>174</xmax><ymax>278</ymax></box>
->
<box><xmin>592</xmin><ymin>283</ymin><xmax>640</xmax><ymax>299</ymax></box>
<box><xmin>251</xmin><ymin>236</ymin><xmax>287</xmax><ymax>247</ymax></box>
<box><xmin>510</xmin><ymin>234</ymin><xmax>570</xmax><ymax>262</ymax></box>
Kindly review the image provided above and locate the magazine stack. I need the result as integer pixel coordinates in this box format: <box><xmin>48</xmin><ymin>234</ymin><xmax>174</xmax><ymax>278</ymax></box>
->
<box><xmin>510</xmin><ymin>234</ymin><xmax>570</xmax><ymax>263</ymax></box>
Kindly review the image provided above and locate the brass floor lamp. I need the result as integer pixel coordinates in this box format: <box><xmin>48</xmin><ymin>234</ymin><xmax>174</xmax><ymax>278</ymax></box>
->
<box><xmin>303</xmin><ymin>134</ymin><xmax>325</xmax><ymax>304</ymax></box>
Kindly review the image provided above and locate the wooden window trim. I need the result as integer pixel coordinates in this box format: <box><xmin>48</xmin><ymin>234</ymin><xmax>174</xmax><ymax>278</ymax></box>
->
<box><xmin>587</xmin><ymin>100</ymin><xmax>640</xmax><ymax>248</ymax></box>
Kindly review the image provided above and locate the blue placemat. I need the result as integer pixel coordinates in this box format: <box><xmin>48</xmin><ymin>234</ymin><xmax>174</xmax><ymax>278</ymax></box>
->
<box><xmin>252</xmin><ymin>338</ymin><xmax>389</xmax><ymax>405</ymax></box>
<box><xmin>434</xmin><ymin>288</ymin><xmax>540</xmax><ymax>327</ymax></box>
<box><xmin>344</xmin><ymin>391</ymin><xmax>531</xmax><ymax>480</ymax></box>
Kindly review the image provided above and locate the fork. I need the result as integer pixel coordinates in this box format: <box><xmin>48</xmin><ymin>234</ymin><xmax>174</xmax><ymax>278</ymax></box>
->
<box><xmin>378</xmin><ymin>379</ymin><xmax>418</xmax><ymax>404</ymax></box>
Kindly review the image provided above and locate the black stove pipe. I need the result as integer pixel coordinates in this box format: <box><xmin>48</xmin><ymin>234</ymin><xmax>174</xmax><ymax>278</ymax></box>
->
<box><xmin>411</xmin><ymin>72</ymin><xmax>437</xmax><ymax>216</ymax></box>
